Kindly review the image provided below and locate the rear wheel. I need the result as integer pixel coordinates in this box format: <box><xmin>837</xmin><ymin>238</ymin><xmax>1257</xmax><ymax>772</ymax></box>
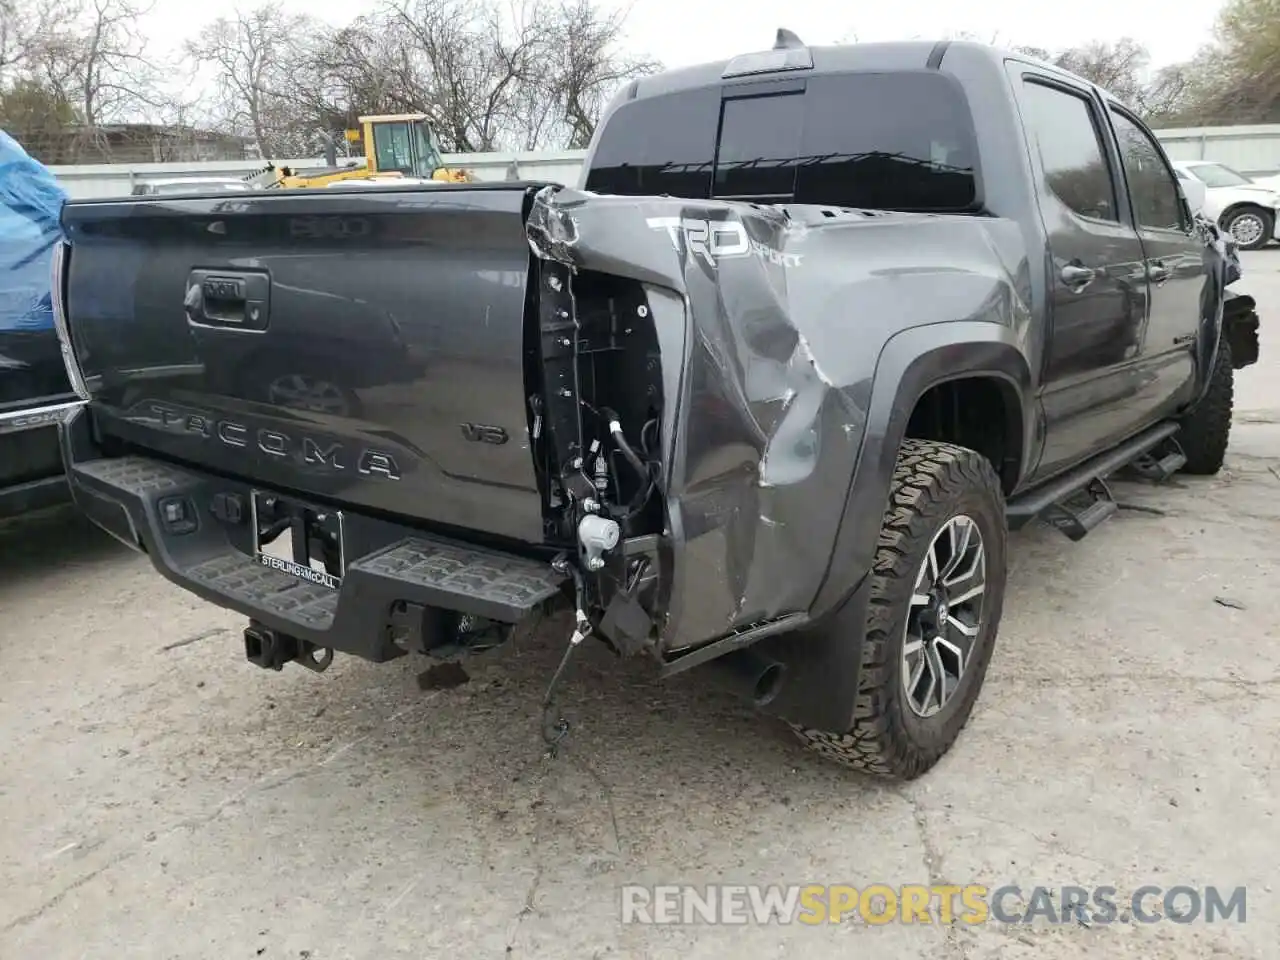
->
<box><xmin>791</xmin><ymin>439</ymin><xmax>1007</xmax><ymax>779</ymax></box>
<box><xmin>1221</xmin><ymin>206</ymin><xmax>1273</xmax><ymax>251</ymax></box>
<box><xmin>1178</xmin><ymin>337</ymin><xmax>1234</xmax><ymax>475</ymax></box>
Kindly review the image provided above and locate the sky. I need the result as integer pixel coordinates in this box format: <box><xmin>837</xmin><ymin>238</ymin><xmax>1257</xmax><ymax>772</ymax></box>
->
<box><xmin>149</xmin><ymin>0</ymin><xmax>1226</xmax><ymax>73</ymax></box>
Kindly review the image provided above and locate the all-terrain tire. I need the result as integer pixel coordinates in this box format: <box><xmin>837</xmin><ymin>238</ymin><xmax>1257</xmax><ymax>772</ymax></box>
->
<box><xmin>791</xmin><ymin>439</ymin><xmax>1007</xmax><ymax>780</ymax></box>
<box><xmin>1178</xmin><ymin>337</ymin><xmax>1233</xmax><ymax>476</ymax></box>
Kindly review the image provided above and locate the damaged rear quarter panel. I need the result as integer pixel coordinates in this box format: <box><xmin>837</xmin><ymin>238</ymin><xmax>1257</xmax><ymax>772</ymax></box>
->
<box><xmin>528</xmin><ymin>188</ymin><xmax>1031</xmax><ymax>653</ymax></box>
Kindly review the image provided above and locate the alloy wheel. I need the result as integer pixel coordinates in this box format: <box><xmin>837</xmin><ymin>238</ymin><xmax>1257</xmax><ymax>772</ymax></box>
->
<box><xmin>902</xmin><ymin>514</ymin><xmax>987</xmax><ymax>718</ymax></box>
<box><xmin>1228</xmin><ymin>213</ymin><xmax>1265</xmax><ymax>247</ymax></box>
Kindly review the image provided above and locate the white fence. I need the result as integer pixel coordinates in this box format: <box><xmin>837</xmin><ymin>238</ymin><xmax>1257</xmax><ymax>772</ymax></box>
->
<box><xmin>1154</xmin><ymin>124</ymin><xmax>1280</xmax><ymax>177</ymax></box>
<box><xmin>45</xmin><ymin>123</ymin><xmax>1280</xmax><ymax>199</ymax></box>
<box><xmin>49</xmin><ymin>150</ymin><xmax>590</xmax><ymax>199</ymax></box>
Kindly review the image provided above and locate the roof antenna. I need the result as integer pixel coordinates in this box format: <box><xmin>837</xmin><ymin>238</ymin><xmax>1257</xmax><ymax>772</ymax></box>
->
<box><xmin>774</xmin><ymin>28</ymin><xmax>804</xmax><ymax>50</ymax></box>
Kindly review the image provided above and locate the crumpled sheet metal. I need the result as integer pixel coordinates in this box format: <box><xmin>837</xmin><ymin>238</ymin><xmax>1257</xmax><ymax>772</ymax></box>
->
<box><xmin>0</xmin><ymin>130</ymin><xmax>68</xmax><ymax>334</ymax></box>
<box><xmin>528</xmin><ymin>186</ymin><xmax>1030</xmax><ymax>649</ymax></box>
<box><xmin>1194</xmin><ymin>211</ymin><xmax>1241</xmax><ymax>287</ymax></box>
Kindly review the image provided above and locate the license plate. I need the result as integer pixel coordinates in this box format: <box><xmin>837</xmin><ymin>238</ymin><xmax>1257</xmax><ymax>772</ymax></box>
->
<box><xmin>251</xmin><ymin>490</ymin><xmax>345</xmax><ymax>590</ymax></box>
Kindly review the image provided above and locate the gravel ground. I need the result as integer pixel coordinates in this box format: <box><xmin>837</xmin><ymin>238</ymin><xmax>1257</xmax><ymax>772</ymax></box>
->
<box><xmin>1</xmin><ymin>252</ymin><xmax>1277</xmax><ymax>960</ymax></box>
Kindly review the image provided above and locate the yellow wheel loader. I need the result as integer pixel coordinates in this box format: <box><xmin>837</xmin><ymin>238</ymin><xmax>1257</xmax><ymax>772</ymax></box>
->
<box><xmin>250</xmin><ymin>114</ymin><xmax>473</xmax><ymax>189</ymax></box>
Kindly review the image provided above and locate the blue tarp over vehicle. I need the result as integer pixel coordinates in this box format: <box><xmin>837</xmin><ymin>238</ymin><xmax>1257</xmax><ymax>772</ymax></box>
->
<box><xmin>0</xmin><ymin>130</ymin><xmax>68</xmax><ymax>333</ymax></box>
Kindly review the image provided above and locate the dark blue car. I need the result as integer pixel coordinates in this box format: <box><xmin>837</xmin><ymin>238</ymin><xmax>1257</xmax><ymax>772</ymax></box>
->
<box><xmin>0</xmin><ymin>130</ymin><xmax>81</xmax><ymax>518</ymax></box>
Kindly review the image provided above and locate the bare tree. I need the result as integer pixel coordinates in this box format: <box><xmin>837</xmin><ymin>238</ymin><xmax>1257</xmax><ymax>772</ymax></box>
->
<box><xmin>1019</xmin><ymin>3</ymin><xmax>1280</xmax><ymax>126</ymax></box>
<box><xmin>384</xmin><ymin>0</ymin><xmax>545</xmax><ymax>152</ymax></box>
<box><xmin>185</xmin><ymin>2</ymin><xmax>320</xmax><ymax>158</ymax></box>
<box><xmin>541</xmin><ymin>0</ymin><xmax>660</xmax><ymax>148</ymax></box>
<box><xmin>303</xmin><ymin>0</ymin><xmax>659</xmax><ymax>153</ymax></box>
<box><xmin>0</xmin><ymin>0</ymin><xmax>22</xmax><ymax>77</ymax></box>
<box><xmin>1141</xmin><ymin>48</ymin><xmax>1229</xmax><ymax>125</ymax></box>
<box><xmin>0</xmin><ymin>0</ymin><xmax>182</xmax><ymax>160</ymax></box>
<box><xmin>310</xmin><ymin>16</ymin><xmax>426</xmax><ymax>123</ymax></box>
<box><xmin>25</xmin><ymin>0</ymin><xmax>169</xmax><ymax>126</ymax></box>
<box><xmin>1015</xmin><ymin>38</ymin><xmax>1151</xmax><ymax>107</ymax></box>
<box><xmin>0</xmin><ymin>0</ymin><xmax>60</xmax><ymax>80</ymax></box>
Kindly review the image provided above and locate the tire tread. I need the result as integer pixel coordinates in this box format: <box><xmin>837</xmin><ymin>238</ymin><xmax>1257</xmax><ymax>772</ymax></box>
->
<box><xmin>1179</xmin><ymin>338</ymin><xmax>1233</xmax><ymax>475</ymax></box>
<box><xmin>792</xmin><ymin>438</ymin><xmax>1005</xmax><ymax>779</ymax></box>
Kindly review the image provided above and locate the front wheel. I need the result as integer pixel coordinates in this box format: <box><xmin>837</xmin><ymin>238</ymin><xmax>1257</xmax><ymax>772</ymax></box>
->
<box><xmin>791</xmin><ymin>439</ymin><xmax>1007</xmax><ymax>779</ymax></box>
<box><xmin>1221</xmin><ymin>207</ymin><xmax>1274</xmax><ymax>251</ymax></box>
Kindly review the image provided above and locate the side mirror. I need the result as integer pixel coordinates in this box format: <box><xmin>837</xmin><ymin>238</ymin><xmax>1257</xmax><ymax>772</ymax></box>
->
<box><xmin>1181</xmin><ymin>177</ymin><xmax>1207</xmax><ymax>216</ymax></box>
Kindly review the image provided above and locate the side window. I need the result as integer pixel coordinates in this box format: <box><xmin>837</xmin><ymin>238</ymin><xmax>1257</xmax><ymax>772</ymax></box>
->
<box><xmin>794</xmin><ymin>72</ymin><xmax>979</xmax><ymax>211</ymax></box>
<box><xmin>1019</xmin><ymin>79</ymin><xmax>1118</xmax><ymax>222</ymax></box>
<box><xmin>1110</xmin><ymin>110</ymin><xmax>1187</xmax><ymax>232</ymax></box>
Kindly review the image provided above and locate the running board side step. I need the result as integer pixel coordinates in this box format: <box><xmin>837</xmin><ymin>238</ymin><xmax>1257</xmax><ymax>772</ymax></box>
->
<box><xmin>1123</xmin><ymin>435</ymin><xmax>1187</xmax><ymax>483</ymax></box>
<box><xmin>1040</xmin><ymin>477</ymin><xmax>1117</xmax><ymax>541</ymax></box>
<box><xmin>1007</xmin><ymin>421</ymin><xmax>1181</xmax><ymax>538</ymax></box>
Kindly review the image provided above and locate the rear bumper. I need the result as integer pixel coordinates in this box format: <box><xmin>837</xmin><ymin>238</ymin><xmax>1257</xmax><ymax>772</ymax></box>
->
<box><xmin>61</xmin><ymin>408</ymin><xmax>567</xmax><ymax>662</ymax></box>
<box><xmin>0</xmin><ymin>398</ymin><xmax>84</xmax><ymax>436</ymax></box>
<box><xmin>0</xmin><ymin>405</ymin><xmax>80</xmax><ymax>519</ymax></box>
<box><xmin>0</xmin><ymin>473</ymin><xmax>70</xmax><ymax>520</ymax></box>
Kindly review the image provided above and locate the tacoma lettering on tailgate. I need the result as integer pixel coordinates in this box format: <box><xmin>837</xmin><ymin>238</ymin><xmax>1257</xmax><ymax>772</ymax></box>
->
<box><xmin>132</xmin><ymin>400</ymin><xmax>402</xmax><ymax>480</ymax></box>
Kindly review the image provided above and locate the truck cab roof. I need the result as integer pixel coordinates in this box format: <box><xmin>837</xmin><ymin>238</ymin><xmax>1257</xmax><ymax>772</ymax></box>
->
<box><xmin>618</xmin><ymin>35</ymin><xmax>1082</xmax><ymax>103</ymax></box>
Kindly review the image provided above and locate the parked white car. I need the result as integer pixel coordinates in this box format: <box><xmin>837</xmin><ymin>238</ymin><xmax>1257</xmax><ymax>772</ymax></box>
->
<box><xmin>1249</xmin><ymin>172</ymin><xmax>1280</xmax><ymax>193</ymax></box>
<box><xmin>130</xmin><ymin>177</ymin><xmax>260</xmax><ymax>196</ymax></box>
<box><xmin>1172</xmin><ymin>161</ymin><xmax>1280</xmax><ymax>250</ymax></box>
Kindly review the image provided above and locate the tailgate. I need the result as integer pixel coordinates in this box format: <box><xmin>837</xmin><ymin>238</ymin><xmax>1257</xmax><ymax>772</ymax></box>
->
<box><xmin>61</xmin><ymin>185</ymin><xmax>545</xmax><ymax>543</ymax></box>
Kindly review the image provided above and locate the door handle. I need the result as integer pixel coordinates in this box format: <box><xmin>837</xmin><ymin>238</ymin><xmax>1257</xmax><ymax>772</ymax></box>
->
<box><xmin>1148</xmin><ymin>261</ymin><xmax>1170</xmax><ymax>284</ymax></box>
<box><xmin>1059</xmin><ymin>263</ymin><xmax>1096</xmax><ymax>291</ymax></box>
<box><xmin>184</xmin><ymin>269</ymin><xmax>271</xmax><ymax>330</ymax></box>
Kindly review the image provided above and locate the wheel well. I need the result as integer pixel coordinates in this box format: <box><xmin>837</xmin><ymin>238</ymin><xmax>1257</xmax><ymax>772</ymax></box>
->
<box><xmin>905</xmin><ymin>377</ymin><xmax>1022</xmax><ymax>494</ymax></box>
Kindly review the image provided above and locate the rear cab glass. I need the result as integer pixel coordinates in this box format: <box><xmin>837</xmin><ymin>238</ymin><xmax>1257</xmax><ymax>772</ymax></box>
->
<box><xmin>585</xmin><ymin>71</ymin><xmax>980</xmax><ymax>212</ymax></box>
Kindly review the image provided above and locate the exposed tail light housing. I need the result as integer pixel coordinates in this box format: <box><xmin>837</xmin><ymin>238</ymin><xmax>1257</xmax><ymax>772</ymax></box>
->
<box><xmin>49</xmin><ymin>238</ymin><xmax>90</xmax><ymax>401</ymax></box>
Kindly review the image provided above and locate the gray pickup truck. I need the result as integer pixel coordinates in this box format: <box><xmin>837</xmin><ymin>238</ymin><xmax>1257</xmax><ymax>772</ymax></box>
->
<box><xmin>52</xmin><ymin>35</ymin><xmax>1259</xmax><ymax>779</ymax></box>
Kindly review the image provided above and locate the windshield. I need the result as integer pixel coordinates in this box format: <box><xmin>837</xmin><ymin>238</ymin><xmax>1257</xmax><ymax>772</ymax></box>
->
<box><xmin>1188</xmin><ymin>163</ymin><xmax>1253</xmax><ymax>188</ymax></box>
<box><xmin>585</xmin><ymin>71</ymin><xmax>980</xmax><ymax>212</ymax></box>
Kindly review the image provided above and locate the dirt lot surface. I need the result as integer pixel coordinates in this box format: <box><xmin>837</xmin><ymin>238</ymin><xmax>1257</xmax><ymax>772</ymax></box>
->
<box><xmin>2</xmin><ymin>253</ymin><xmax>1277</xmax><ymax>959</ymax></box>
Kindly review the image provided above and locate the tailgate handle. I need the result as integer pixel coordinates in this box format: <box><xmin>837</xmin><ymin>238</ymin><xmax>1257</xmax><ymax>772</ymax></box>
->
<box><xmin>185</xmin><ymin>269</ymin><xmax>270</xmax><ymax>330</ymax></box>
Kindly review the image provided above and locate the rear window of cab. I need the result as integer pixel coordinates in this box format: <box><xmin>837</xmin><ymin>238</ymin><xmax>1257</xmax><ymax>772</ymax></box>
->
<box><xmin>585</xmin><ymin>71</ymin><xmax>980</xmax><ymax>213</ymax></box>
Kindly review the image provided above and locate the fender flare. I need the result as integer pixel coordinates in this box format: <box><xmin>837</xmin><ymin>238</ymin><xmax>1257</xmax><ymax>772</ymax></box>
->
<box><xmin>810</xmin><ymin>321</ymin><xmax>1034</xmax><ymax>618</ymax></box>
<box><xmin>1193</xmin><ymin>270</ymin><xmax>1226</xmax><ymax>408</ymax></box>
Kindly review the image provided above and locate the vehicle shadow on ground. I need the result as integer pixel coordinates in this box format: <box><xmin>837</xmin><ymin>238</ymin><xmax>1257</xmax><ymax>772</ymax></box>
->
<box><xmin>188</xmin><ymin>607</ymin><xmax>899</xmax><ymax>831</ymax></box>
<box><xmin>182</xmin><ymin>465</ymin><xmax>1268</xmax><ymax>828</ymax></box>
<box><xmin>157</xmin><ymin>463</ymin><xmax>1258</xmax><ymax>814</ymax></box>
<box><xmin>0</xmin><ymin>504</ymin><xmax>134</xmax><ymax>595</ymax></box>
<box><xmin>51</xmin><ymin>439</ymin><xmax>1277</xmax><ymax>836</ymax></box>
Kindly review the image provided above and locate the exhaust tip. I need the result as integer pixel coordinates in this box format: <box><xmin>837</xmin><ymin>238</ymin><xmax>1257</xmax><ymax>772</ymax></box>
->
<box><xmin>697</xmin><ymin>648</ymin><xmax>788</xmax><ymax>709</ymax></box>
<box><xmin>753</xmin><ymin>662</ymin><xmax>785</xmax><ymax>707</ymax></box>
